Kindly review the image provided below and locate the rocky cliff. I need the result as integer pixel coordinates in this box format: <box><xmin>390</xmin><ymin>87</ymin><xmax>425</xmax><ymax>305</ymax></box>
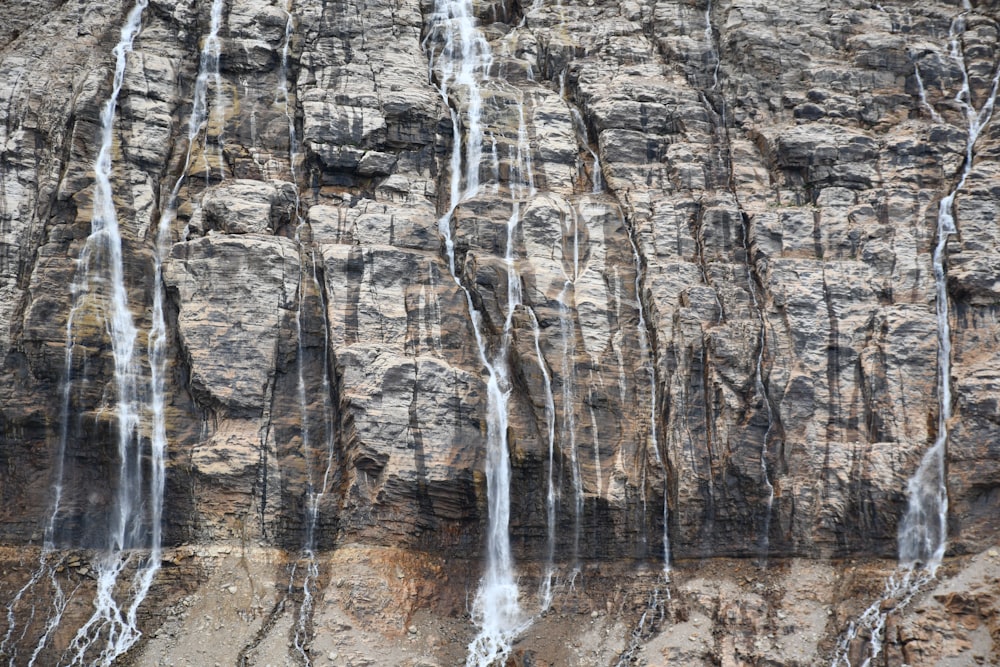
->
<box><xmin>1</xmin><ymin>0</ymin><xmax>999</xmax><ymax>665</ymax></box>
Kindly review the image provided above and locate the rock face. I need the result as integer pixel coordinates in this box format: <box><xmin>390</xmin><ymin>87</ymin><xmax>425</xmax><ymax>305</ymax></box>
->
<box><xmin>1</xmin><ymin>0</ymin><xmax>999</xmax><ymax>664</ymax></box>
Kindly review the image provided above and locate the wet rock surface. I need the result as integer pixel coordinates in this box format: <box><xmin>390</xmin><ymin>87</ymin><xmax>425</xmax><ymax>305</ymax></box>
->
<box><xmin>1</xmin><ymin>0</ymin><xmax>999</xmax><ymax>663</ymax></box>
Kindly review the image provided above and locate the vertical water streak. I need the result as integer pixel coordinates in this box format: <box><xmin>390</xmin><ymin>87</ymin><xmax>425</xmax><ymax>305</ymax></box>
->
<box><xmin>289</xmin><ymin>102</ymin><xmax>338</xmax><ymax>667</ymax></box>
<box><xmin>565</xmin><ymin>54</ymin><xmax>670</xmax><ymax>570</ymax></box>
<box><xmin>562</xmin><ymin>72</ymin><xmax>602</xmax><ymax>193</ymax></box>
<box><xmin>738</xmin><ymin>213</ymin><xmax>775</xmax><ymax>560</ymax></box>
<box><xmin>144</xmin><ymin>3</ymin><xmax>227</xmax><ymax>652</ymax></box>
<box><xmin>623</xmin><ymin>213</ymin><xmax>670</xmax><ymax>575</ymax></box>
<box><xmin>57</xmin><ymin>3</ymin><xmax>153</xmax><ymax>663</ymax></box>
<box><xmin>704</xmin><ymin>0</ymin><xmax>720</xmax><ymax>90</ymax></box>
<box><xmin>913</xmin><ymin>63</ymin><xmax>944</xmax><ymax>124</ymax></box>
<box><xmin>274</xmin><ymin>4</ymin><xmax>337</xmax><ymax>662</ymax></box>
<box><xmin>528</xmin><ymin>308</ymin><xmax>558</xmax><ymax>612</ymax></box>
<box><xmin>588</xmin><ymin>371</ymin><xmax>603</xmax><ymax>499</ymax></box>
<box><xmin>159</xmin><ymin>0</ymin><xmax>225</xmax><ymax>241</ymax></box>
<box><xmin>199</xmin><ymin>0</ymin><xmax>226</xmax><ymax>181</ymax></box>
<box><xmin>897</xmin><ymin>11</ymin><xmax>1000</xmax><ymax>571</ymax></box>
<box><xmin>146</xmin><ymin>0</ymin><xmax>227</xmax><ymax>609</ymax></box>
<box><xmin>557</xmin><ymin>205</ymin><xmax>583</xmax><ymax>568</ymax></box>
<box><xmin>558</xmin><ymin>278</ymin><xmax>582</xmax><ymax>567</ymax></box>
<box><xmin>95</xmin><ymin>8</ymin><xmax>144</xmax><ymax>560</ymax></box>
<box><xmin>831</xmin><ymin>11</ymin><xmax>1000</xmax><ymax>666</ymax></box>
<box><xmin>424</xmin><ymin>2</ymin><xmax>529</xmax><ymax>662</ymax></box>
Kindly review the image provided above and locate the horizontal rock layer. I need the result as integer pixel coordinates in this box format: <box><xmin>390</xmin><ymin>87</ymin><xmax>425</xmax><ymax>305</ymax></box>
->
<box><xmin>0</xmin><ymin>0</ymin><xmax>999</xmax><ymax>663</ymax></box>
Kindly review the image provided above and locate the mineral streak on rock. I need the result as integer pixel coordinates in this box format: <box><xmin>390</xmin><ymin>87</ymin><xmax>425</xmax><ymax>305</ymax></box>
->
<box><xmin>1</xmin><ymin>0</ymin><xmax>999</xmax><ymax>664</ymax></box>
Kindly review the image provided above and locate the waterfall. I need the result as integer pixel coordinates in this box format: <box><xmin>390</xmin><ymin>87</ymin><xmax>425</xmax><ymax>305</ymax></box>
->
<box><xmin>276</xmin><ymin>3</ymin><xmax>338</xmax><ymax>662</ymax></box>
<box><xmin>528</xmin><ymin>307</ymin><xmax>558</xmax><ymax>612</ymax></box>
<box><xmin>832</xmin><ymin>10</ymin><xmax>1000</xmax><ymax>666</ymax></box>
<box><xmin>560</xmin><ymin>65</ymin><xmax>667</xmax><ymax>574</ymax></box>
<box><xmin>424</xmin><ymin>0</ymin><xmax>535</xmax><ymax>662</ymax></box>
<box><xmin>557</xmin><ymin>206</ymin><xmax>583</xmax><ymax>571</ymax></box>
<box><xmin>158</xmin><ymin>0</ymin><xmax>225</xmax><ymax>240</ymax></box>
<box><xmin>751</xmin><ymin>294</ymin><xmax>775</xmax><ymax>560</ymax></box>
<box><xmin>613</xmin><ymin>586</ymin><xmax>667</xmax><ymax>667</ymax></box>
<box><xmin>147</xmin><ymin>3</ymin><xmax>228</xmax><ymax>648</ymax></box>
<box><xmin>704</xmin><ymin>0</ymin><xmax>720</xmax><ymax>90</ymax></box>
<box><xmin>897</xmin><ymin>9</ymin><xmax>1000</xmax><ymax>568</ymax></box>
<box><xmin>737</xmin><ymin>209</ymin><xmax>776</xmax><ymax>559</ymax></box>
<box><xmin>464</xmin><ymin>90</ymin><xmax>537</xmax><ymax>666</ymax></box>
<box><xmin>49</xmin><ymin>2</ymin><xmax>157</xmax><ymax>665</ymax></box>
<box><xmin>57</xmin><ymin>0</ymin><xmax>224</xmax><ymax>659</ymax></box>
<box><xmin>561</xmin><ymin>72</ymin><xmax>603</xmax><ymax>193</ymax></box>
<box><xmin>202</xmin><ymin>0</ymin><xmax>225</xmax><ymax>180</ymax></box>
<box><xmin>623</xmin><ymin>213</ymin><xmax>670</xmax><ymax>576</ymax></box>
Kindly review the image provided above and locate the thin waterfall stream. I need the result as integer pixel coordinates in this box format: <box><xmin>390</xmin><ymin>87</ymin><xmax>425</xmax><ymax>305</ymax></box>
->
<box><xmin>424</xmin><ymin>0</ymin><xmax>527</xmax><ymax>663</ymax></box>
<box><xmin>277</xmin><ymin>2</ymin><xmax>338</xmax><ymax>661</ymax></box>
<box><xmin>831</xmin><ymin>7</ymin><xmax>1000</xmax><ymax>665</ymax></box>
<box><xmin>64</xmin><ymin>1</ymin><xmax>218</xmax><ymax>663</ymax></box>
<box><xmin>528</xmin><ymin>306</ymin><xmax>558</xmax><ymax>613</ymax></box>
<box><xmin>623</xmin><ymin>198</ymin><xmax>670</xmax><ymax>579</ymax></box>
<box><xmin>742</xmin><ymin>215</ymin><xmax>776</xmax><ymax>562</ymax></box>
<box><xmin>560</xmin><ymin>67</ymin><xmax>667</xmax><ymax>574</ymax></box>
<box><xmin>2</xmin><ymin>0</ymin><xmax>999</xmax><ymax>665</ymax></box>
<box><xmin>46</xmin><ymin>2</ymin><xmax>156</xmax><ymax>665</ymax></box>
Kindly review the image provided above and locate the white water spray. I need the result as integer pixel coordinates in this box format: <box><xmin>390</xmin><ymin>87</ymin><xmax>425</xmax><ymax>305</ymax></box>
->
<box><xmin>58</xmin><ymin>2</ymin><xmax>161</xmax><ymax>664</ymax></box>
<box><xmin>832</xmin><ymin>11</ymin><xmax>1000</xmax><ymax>666</ymax></box>
<box><xmin>62</xmin><ymin>1</ymin><xmax>225</xmax><ymax>659</ymax></box>
<box><xmin>425</xmin><ymin>1</ymin><xmax>535</xmax><ymax>661</ymax></box>
<box><xmin>898</xmin><ymin>8</ymin><xmax>1000</xmax><ymax>572</ymax></box>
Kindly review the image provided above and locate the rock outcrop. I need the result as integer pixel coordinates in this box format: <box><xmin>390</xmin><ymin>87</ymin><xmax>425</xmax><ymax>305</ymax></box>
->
<box><xmin>1</xmin><ymin>0</ymin><xmax>998</xmax><ymax>664</ymax></box>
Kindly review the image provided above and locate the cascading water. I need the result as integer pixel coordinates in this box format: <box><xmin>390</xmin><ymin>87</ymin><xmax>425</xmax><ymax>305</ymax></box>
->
<box><xmin>146</xmin><ymin>6</ymin><xmax>227</xmax><ymax>652</ymax></box>
<box><xmin>528</xmin><ymin>307</ymin><xmax>558</xmax><ymax>612</ymax></box>
<box><xmin>703</xmin><ymin>0</ymin><xmax>720</xmax><ymax>90</ymax></box>
<box><xmin>424</xmin><ymin>0</ymin><xmax>538</xmax><ymax>661</ymax></box>
<box><xmin>561</xmin><ymin>76</ymin><xmax>666</xmax><ymax>575</ymax></box>
<box><xmin>613</xmin><ymin>586</ymin><xmax>667</xmax><ymax>667</ymax></box>
<box><xmin>557</xmin><ymin>207</ymin><xmax>583</xmax><ymax>571</ymax></box>
<box><xmin>202</xmin><ymin>1</ymin><xmax>225</xmax><ymax>181</ymax></box>
<box><xmin>275</xmin><ymin>4</ymin><xmax>338</xmax><ymax>661</ymax></box>
<box><xmin>143</xmin><ymin>9</ymin><xmax>228</xmax><ymax>660</ymax></box>
<box><xmin>46</xmin><ymin>2</ymin><xmax>161</xmax><ymax>665</ymax></box>
<box><xmin>744</xmin><ymin>234</ymin><xmax>776</xmax><ymax>561</ymax></box>
<box><xmin>157</xmin><ymin>0</ymin><xmax>224</xmax><ymax>242</ymax></box>
<box><xmin>561</xmin><ymin>72</ymin><xmax>603</xmax><ymax>194</ymax></box>
<box><xmin>41</xmin><ymin>2</ymin><xmax>224</xmax><ymax>659</ymax></box>
<box><xmin>832</xmin><ymin>9</ymin><xmax>1000</xmax><ymax>666</ymax></box>
<box><xmin>898</xmin><ymin>8</ymin><xmax>1000</xmax><ymax>569</ymax></box>
<box><xmin>623</xmin><ymin>213</ymin><xmax>670</xmax><ymax>577</ymax></box>
<box><xmin>614</xmin><ymin>201</ymin><xmax>674</xmax><ymax>667</ymax></box>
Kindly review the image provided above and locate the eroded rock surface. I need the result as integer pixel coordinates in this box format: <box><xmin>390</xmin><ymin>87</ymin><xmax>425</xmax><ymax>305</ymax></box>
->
<box><xmin>1</xmin><ymin>0</ymin><xmax>999</xmax><ymax>664</ymax></box>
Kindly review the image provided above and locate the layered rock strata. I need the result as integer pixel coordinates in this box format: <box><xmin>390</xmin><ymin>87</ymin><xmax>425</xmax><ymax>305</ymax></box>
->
<box><xmin>0</xmin><ymin>0</ymin><xmax>998</xmax><ymax>664</ymax></box>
